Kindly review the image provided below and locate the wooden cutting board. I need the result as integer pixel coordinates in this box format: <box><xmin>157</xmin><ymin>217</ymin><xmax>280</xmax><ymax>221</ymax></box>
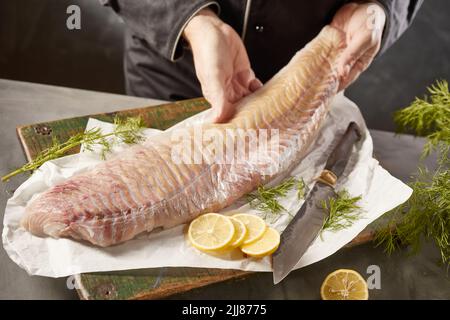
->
<box><xmin>16</xmin><ymin>97</ymin><xmax>377</xmax><ymax>300</ymax></box>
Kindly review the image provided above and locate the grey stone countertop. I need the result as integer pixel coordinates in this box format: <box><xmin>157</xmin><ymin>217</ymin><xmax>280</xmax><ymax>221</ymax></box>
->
<box><xmin>0</xmin><ymin>79</ymin><xmax>448</xmax><ymax>299</ymax></box>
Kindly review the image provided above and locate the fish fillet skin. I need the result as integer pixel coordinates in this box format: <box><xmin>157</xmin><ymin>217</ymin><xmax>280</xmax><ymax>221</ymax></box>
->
<box><xmin>22</xmin><ymin>26</ymin><xmax>346</xmax><ymax>247</ymax></box>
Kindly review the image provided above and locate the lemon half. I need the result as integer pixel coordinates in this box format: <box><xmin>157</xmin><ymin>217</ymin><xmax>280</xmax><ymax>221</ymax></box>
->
<box><xmin>320</xmin><ymin>269</ymin><xmax>369</xmax><ymax>300</ymax></box>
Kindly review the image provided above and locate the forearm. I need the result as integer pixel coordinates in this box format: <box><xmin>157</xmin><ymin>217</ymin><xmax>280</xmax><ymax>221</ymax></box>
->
<box><xmin>183</xmin><ymin>8</ymin><xmax>224</xmax><ymax>47</ymax></box>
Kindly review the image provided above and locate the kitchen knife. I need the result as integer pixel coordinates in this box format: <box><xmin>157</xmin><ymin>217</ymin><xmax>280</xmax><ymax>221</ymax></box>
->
<box><xmin>272</xmin><ymin>122</ymin><xmax>362</xmax><ymax>284</ymax></box>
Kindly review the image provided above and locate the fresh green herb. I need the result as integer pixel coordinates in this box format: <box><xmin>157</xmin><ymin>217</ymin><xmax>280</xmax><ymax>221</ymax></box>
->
<box><xmin>321</xmin><ymin>190</ymin><xmax>363</xmax><ymax>237</ymax></box>
<box><xmin>113</xmin><ymin>116</ymin><xmax>146</xmax><ymax>145</ymax></box>
<box><xmin>247</xmin><ymin>177</ymin><xmax>307</xmax><ymax>220</ymax></box>
<box><xmin>1</xmin><ymin>116</ymin><xmax>145</xmax><ymax>182</ymax></box>
<box><xmin>375</xmin><ymin>80</ymin><xmax>450</xmax><ymax>265</ymax></box>
<box><xmin>247</xmin><ymin>177</ymin><xmax>296</xmax><ymax>215</ymax></box>
<box><xmin>297</xmin><ymin>177</ymin><xmax>308</xmax><ymax>200</ymax></box>
<box><xmin>375</xmin><ymin>167</ymin><xmax>449</xmax><ymax>264</ymax></box>
<box><xmin>394</xmin><ymin>79</ymin><xmax>450</xmax><ymax>157</ymax></box>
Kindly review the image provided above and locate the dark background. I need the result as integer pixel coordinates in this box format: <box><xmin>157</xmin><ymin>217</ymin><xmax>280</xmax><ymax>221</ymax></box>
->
<box><xmin>0</xmin><ymin>0</ymin><xmax>449</xmax><ymax>131</ymax></box>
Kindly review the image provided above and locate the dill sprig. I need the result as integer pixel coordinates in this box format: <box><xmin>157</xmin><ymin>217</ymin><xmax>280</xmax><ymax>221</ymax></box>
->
<box><xmin>297</xmin><ymin>177</ymin><xmax>308</xmax><ymax>200</ymax></box>
<box><xmin>1</xmin><ymin>116</ymin><xmax>145</xmax><ymax>181</ymax></box>
<box><xmin>247</xmin><ymin>177</ymin><xmax>307</xmax><ymax>220</ymax></box>
<box><xmin>113</xmin><ymin>115</ymin><xmax>146</xmax><ymax>145</ymax></box>
<box><xmin>394</xmin><ymin>79</ymin><xmax>450</xmax><ymax>157</ymax></box>
<box><xmin>375</xmin><ymin>79</ymin><xmax>450</xmax><ymax>265</ymax></box>
<box><xmin>321</xmin><ymin>190</ymin><xmax>363</xmax><ymax>237</ymax></box>
<box><xmin>375</xmin><ymin>166</ymin><xmax>449</xmax><ymax>264</ymax></box>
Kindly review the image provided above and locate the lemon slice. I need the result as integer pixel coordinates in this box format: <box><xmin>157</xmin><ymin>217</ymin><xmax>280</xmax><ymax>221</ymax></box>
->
<box><xmin>241</xmin><ymin>227</ymin><xmax>280</xmax><ymax>258</ymax></box>
<box><xmin>232</xmin><ymin>214</ymin><xmax>267</xmax><ymax>245</ymax></box>
<box><xmin>228</xmin><ymin>217</ymin><xmax>247</xmax><ymax>248</ymax></box>
<box><xmin>188</xmin><ymin>213</ymin><xmax>235</xmax><ymax>251</ymax></box>
<box><xmin>320</xmin><ymin>269</ymin><xmax>369</xmax><ymax>300</ymax></box>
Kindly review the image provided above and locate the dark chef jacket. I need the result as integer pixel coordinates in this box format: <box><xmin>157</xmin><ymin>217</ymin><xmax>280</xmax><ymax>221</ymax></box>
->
<box><xmin>101</xmin><ymin>0</ymin><xmax>423</xmax><ymax>101</ymax></box>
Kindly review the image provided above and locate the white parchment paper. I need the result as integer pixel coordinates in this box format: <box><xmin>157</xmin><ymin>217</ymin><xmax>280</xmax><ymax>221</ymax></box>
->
<box><xmin>2</xmin><ymin>94</ymin><xmax>412</xmax><ymax>277</ymax></box>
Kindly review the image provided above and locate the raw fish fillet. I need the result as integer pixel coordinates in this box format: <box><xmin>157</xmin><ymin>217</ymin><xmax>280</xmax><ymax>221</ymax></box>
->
<box><xmin>22</xmin><ymin>26</ymin><xmax>346</xmax><ymax>246</ymax></box>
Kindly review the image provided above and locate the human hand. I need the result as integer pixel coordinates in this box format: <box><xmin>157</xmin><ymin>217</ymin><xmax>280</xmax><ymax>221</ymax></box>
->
<box><xmin>183</xmin><ymin>9</ymin><xmax>262</xmax><ymax>123</ymax></box>
<box><xmin>331</xmin><ymin>2</ymin><xmax>386</xmax><ymax>91</ymax></box>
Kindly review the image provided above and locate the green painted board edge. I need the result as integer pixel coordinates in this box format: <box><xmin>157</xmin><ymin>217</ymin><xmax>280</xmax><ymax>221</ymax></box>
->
<box><xmin>17</xmin><ymin>98</ymin><xmax>210</xmax><ymax>162</ymax></box>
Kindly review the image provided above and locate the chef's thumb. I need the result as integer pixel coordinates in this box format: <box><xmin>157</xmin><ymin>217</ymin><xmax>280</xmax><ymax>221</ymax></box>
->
<box><xmin>200</xmin><ymin>71</ymin><xmax>232</xmax><ymax>123</ymax></box>
<box><xmin>237</xmin><ymin>69</ymin><xmax>263</xmax><ymax>93</ymax></box>
<box><xmin>249</xmin><ymin>78</ymin><xmax>263</xmax><ymax>92</ymax></box>
<box><xmin>207</xmin><ymin>91</ymin><xmax>234</xmax><ymax>123</ymax></box>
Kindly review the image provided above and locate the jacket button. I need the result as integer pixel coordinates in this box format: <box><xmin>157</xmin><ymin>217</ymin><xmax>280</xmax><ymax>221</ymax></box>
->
<box><xmin>255</xmin><ymin>25</ymin><xmax>264</xmax><ymax>33</ymax></box>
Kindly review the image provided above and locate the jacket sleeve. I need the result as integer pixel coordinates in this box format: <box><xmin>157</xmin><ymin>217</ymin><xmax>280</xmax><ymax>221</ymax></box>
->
<box><xmin>375</xmin><ymin>0</ymin><xmax>424</xmax><ymax>55</ymax></box>
<box><xmin>100</xmin><ymin>0</ymin><xmax>220</xmax><ymax>61</ymax></box>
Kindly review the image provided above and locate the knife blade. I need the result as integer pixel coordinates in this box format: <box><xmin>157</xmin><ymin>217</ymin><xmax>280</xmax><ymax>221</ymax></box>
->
<box><xmin>272</xmin><ymin>122</ymin><xmax>362</xmax><ymax>284</ymax></box>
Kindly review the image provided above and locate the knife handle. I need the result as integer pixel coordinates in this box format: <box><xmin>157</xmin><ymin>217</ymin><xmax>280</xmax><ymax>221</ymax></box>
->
<box><xmin>325</xmin><ymin>122</ymin><xmax>362</xmax><ymax>173</ymax></box>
